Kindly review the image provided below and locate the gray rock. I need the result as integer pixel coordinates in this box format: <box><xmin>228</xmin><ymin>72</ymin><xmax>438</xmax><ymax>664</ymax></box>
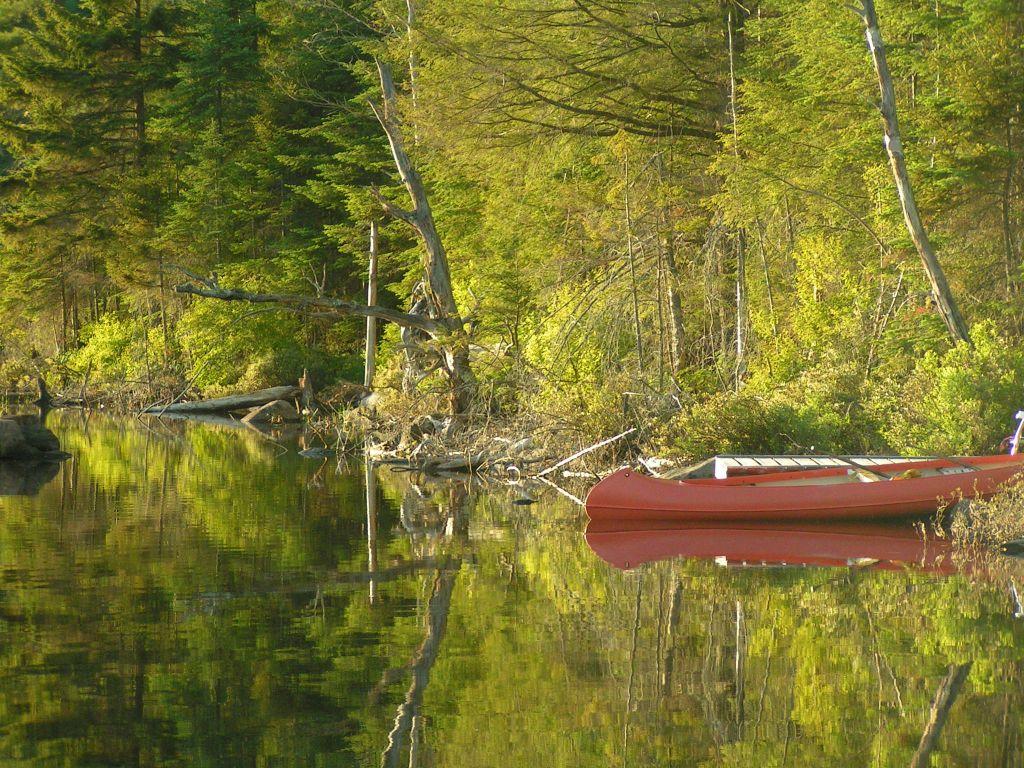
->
<box><xmin>7</xmin><ymin>415</ymin><xmax>62</xmax><ymax>454</ymax></box>
<box><xmin>0</xmin><ymin>419</ymin><xmax>29</xmax><ymax>459</ymax></box>
<box><xmin>0</xmin><ymin>416</ymin><xmax>68</xmax><ymax>465</ymax></box>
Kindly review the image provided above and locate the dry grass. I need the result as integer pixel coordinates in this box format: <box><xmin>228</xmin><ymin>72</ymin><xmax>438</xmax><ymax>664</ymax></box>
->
<box><xmin>947</xmin><ymin>480</ymin><xmax>1024</xmax><ymax>549</ymax></box>
<box><xmin>940</xmin><ymin>481</ymin><xmax>1024</xmax><ymax>590</ymax></box>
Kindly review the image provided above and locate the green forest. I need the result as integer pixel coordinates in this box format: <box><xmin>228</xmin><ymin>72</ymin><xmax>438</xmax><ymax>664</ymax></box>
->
<box><xmin>1</xmin><ymin>0</ymin><xmax>1023</xmax><ymax>457</ymax></box>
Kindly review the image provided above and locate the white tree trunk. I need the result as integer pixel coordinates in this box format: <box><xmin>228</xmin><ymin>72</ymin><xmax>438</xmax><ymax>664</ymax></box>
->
<box><xmin>365</xmin><ymin>221</ymin><xmax>379</xmax><ymax>389</ymax></box>
<box><xmin>857</xmin><ymin>0</ymin><xmax>970</xmax><ymax>345</ymax></box>
<box><xmin>369</xmin><ymin>60</ymin><xmax>476</xmax><ymax>413</ymax></box>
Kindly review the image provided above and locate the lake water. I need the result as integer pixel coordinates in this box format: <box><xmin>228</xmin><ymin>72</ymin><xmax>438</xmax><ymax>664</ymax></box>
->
<box><xmin>0</xmin><ymin>412</ymin><xmax>1021</xmax><ymax>767</ymax></box>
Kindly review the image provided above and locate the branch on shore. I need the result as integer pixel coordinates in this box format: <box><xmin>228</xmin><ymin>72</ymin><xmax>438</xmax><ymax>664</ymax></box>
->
<box><xmin>171</xmin><ymin>266</ymin><xmax>440</xmax><ymax>334</ymax></box>
<box><xmin>537</xmin><ymin>427</ymin><xmax>636</xmax><ymax>477</ymax></box>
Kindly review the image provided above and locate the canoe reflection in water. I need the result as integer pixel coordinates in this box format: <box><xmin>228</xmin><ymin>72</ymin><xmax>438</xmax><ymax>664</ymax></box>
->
<box><xmin>586</xmin><ymin>518</ymin><xmax>962</xmax><ymax>574</ymax></box>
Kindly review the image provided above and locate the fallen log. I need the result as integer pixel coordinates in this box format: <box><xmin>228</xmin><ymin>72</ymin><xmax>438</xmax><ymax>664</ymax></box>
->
<box><xmin>408</xmin><ymin>451</ymin><xmax>492</xmax><ymax>474</ymax></box>
<box><xmin>434</xmin><ymin>451</ymin><xmax>489</xmax><ymax>473</ymax></box>
<box><xmin>144</xmin><ymin>385</ymin><xmax>301</xmax><ymax>416</ymax></box>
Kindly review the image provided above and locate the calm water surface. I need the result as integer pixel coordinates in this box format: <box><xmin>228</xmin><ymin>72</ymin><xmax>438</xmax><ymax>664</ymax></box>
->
<box><xmin>0</xmin><ymin>413</ymin><xmax>1022</xmax><ymax>767</ymax></box>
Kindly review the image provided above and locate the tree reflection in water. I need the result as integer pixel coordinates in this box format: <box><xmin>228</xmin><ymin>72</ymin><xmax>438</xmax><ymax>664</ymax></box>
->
<box><xmin>0</xmin><ymin>412</ymin><xmax>1018</xmax><ymax>767</ymax></box>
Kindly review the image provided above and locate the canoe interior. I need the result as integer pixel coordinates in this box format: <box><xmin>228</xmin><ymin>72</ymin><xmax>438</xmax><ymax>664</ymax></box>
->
<box><xmin>676</xmin><ymin>453</ymin><xmax>1004</xmax><ymax>481</ymax></box>
<box><xmin>691</xmin><ymin>455</ymin><xmax>1023</xmax><ymax>488</ymax></box>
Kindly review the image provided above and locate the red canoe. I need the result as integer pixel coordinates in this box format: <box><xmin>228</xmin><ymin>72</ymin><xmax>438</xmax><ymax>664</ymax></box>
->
<box><xmin>586</xmin><ymin>520</ymin><xmax>960</xmax><ymax>573</ymax></box>
<box><xmin>585</xmin><ymin>454</ymin><xmax>1024</xmax><ymax>523</ymax></box>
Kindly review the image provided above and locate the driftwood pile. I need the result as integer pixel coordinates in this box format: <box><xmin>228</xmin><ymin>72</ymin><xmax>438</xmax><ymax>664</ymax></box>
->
<box><xmin>365</xmin><ymin>413</ymin><xmax>638</xmax><ymax>483</ymax></box>
<box><xmin>141</xmin><ymin>378</ymin><xmax>638</xmax><ymax>481</ymax></box>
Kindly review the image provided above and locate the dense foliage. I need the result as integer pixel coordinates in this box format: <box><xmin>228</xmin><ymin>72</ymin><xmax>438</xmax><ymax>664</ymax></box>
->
<box><xmin>1</xmin><ymin>0</ymin><xmax>1022</xmax><ymax>453</ymax></box>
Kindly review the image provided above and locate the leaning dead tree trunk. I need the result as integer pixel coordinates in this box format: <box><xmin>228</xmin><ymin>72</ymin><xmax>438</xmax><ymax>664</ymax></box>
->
<box><xmin>854</xmin><ymin>0</ymin><xmax>971</xmax><ymax>346</ymax></box>
<box><xmin>368</xmin><ymin>60</ymin><xmax>476</xmax><ymax>414</ymax></box>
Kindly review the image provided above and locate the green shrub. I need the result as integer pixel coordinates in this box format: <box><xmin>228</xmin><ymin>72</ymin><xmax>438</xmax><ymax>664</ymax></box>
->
<box><xmin>174</xmin><ymin>261</ymin><xmax>363</xmax><ymax>392</ymax></box>
<box><xmin>67</xmin><ymin>314</ymin><xmax>149</xmax><ymax>382</ymax></box>
<box><xmin>874</xmin><ymin>322</ymin><xmax>1024</xmax><ymax>455</ymax></box>
<box><xmin>655</xmin><ymin>390</ymin><xmax>848</xmax><ymax>462</ymax></box>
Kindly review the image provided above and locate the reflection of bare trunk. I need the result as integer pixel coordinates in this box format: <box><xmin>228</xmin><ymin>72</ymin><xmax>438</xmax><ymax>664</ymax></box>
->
<box><xmin>446</xmin><ymin>483</ymin><xmax>469</xmax><ymax>538</ymax></box>
<box><xmin>909</xmin><ymin>662</ymin><xmax>972</xmax><ymax>768</ymax></box>
<box><xmin>381</xmin><ymin>570</ymin><xmax>457</xmax><ymax>768</ymax></box>
<box><xmin>366</xmin><ymin>460</ymin><xmax>378</xmax><ymax>605</ymax></box>
<box><xmin>661</xmin><ymin>578</ymin><xmax>682</xmax><ymax>693</ymax></box>
<box><xmin>734</xmin><ymin>600</ymin><xmax>745</xmax><ymax>737</ymax></box>
<box><xmin>700</xmin><ymin>604</ymin><xmax>728</xmax><ymax>746</ymax></box>
<box><xmin>408</xmin><ymin>714</ymin><xmax>422</xmax><ymax>768</ymax></box>
<box><xmin>132</xmin><ymin>634</ymin><xmax>147</xmax><ymax>768</ymax></box>
<box><xmin>622</xmin><ymin>575</ymin><xmax>643</xmax><ymax>768</ymax></box>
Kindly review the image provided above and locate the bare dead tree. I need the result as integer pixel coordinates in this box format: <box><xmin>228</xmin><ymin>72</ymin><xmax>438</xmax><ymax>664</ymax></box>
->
<box><xmin>368</xmin><ymin>60</ymin><xmax>476</xmax><ymax>413</ymax></box>
<box><xmin>173</xmin><ymin>61</ymin><xmax>477</xmax><ymax>415</ymax></box>
<box><xmin>853</xmin><ymin>0</ymin><xmax>971</xmax><ymax>345</ymax></box>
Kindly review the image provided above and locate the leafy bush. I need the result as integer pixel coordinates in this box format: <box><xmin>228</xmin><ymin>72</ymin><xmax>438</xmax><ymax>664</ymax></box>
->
<box><xmin>174</xmin><ymin>261</ymin><xmax>363</xmax><ymax>393</ymax></box>
<box><xmin>67</xmin><ymin>314</ymin><xmax>149</xmax><ymax>382</ymax></box>
<box><xmin>874</xmin><ymin>322</ymin><xmax>1024</xmax><ymax>455</ymax></box>
<box><xmin>655</xmin><ymin>390</ymin><xmax>848</xmax><ymax>462</ymax></box>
